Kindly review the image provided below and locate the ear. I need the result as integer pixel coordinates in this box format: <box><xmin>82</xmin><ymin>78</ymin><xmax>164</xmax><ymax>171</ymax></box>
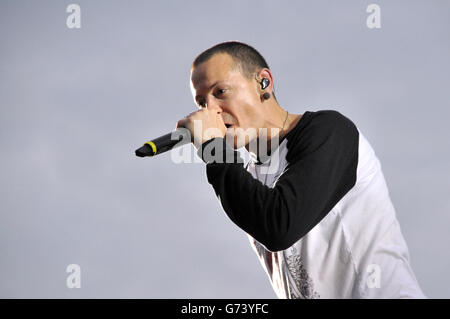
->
<box><xmin>255</xmin><ymin>68</ymin><xmax>274</xmax><ymax>93</ymax></box>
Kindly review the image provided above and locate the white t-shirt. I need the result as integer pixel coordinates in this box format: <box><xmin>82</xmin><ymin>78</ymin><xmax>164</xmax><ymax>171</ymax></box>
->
<box><xmin>198</xmin><ymin>110</ymin><xmax>426</xmax><ymax>298</ymax></box>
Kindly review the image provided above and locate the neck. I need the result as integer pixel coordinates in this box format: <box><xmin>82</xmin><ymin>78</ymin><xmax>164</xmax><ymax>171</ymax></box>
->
<box><xmin>245</xmin><ymin>103</ymin><xmax>302</xmax><ymax>163</ymax></box>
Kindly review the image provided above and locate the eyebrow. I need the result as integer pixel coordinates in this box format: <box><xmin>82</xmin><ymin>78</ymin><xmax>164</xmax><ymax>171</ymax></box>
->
<box><xmin>195</xmin><ymin>81</ymin><xmax>219</xmax><ymax>101</ymax></box>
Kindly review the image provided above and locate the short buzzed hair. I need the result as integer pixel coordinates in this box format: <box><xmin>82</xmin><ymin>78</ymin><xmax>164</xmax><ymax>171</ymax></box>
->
<box><xmin>192</xmin><ymin>41</ymin><xmax>276</xmax><ymax>98</ymax></box>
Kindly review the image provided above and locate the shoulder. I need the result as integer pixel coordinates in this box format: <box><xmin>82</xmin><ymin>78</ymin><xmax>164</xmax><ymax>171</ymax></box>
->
<box><xmin>286</xmin><ymin>110</ymin><xmax>357</xmax><ymax>140</ymax></box>
<box><xmin>308</xmin><ymin>110</ymin><xmax>357</xmax><ymax>132</ymax></box>
<box><xmin>285</xmin><ymin>109</ymin><xmax>359</xmax><ymax>161</ymax></box>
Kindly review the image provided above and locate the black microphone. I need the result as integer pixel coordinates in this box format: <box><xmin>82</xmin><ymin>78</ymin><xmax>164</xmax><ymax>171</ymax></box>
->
<box><xmin>135</xmin><ymin>128</ymin><xmax>191</xmax><ymax>157</ymax></box>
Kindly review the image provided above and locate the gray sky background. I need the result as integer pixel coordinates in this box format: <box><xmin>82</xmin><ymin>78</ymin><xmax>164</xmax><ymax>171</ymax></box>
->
<box><xmin>0</xmin><ymin>0</ymin><xmax>449</xmax><ymax>298</ymax></box>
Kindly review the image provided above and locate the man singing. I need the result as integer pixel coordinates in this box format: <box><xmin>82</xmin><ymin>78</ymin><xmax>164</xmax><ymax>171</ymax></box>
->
<box><xmin>176</xmin><ymin>41</ymin><xmax>425</xmax><ymax>298</ymax></box>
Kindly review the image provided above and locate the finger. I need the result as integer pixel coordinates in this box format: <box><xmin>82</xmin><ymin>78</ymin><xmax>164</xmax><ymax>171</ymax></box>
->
<box><xmin>187</xmin><ymin>110</ymin><xmax>200</xmax><ymax>117</ymax></box>
<box><xmin>176</xmin><ymin>118</ymin><xmax>188</xmax><ymax>129</ymax></box>
<box><xmin>216</xmin><ymin>112</ymin><xmax>225</xmax><ymax>123</ymax></box>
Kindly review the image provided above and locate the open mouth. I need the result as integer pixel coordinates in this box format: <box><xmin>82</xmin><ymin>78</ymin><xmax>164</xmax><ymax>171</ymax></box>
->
<box><xmin>225</xmin><ymin>124</ymin><xmax>232</xmax><ymax>129</ymax></box>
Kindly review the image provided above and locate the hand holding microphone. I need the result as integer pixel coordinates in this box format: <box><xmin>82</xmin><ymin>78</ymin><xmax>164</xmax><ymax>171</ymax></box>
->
<box><xmin>176</xmin><ymin>109</ymin><xmax>226</xmax><ymax>148</ymax></box>
<box><xmin>135</xmin><ymin>108</ymin><xmax>227</xmax><ymax>158</ymax></box>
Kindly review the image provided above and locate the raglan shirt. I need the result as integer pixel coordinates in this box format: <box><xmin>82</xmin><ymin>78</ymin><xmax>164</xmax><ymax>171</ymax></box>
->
<box><xmin>197</xmin><ymin>110</ymin><xmax>426</xmax><ymax>299</ymax></box>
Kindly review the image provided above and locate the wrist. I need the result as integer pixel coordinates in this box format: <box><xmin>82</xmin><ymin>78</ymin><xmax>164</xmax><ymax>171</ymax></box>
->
<box><xmin>196</xmin><ymin>137</ymin><xmax>243</xmax><ymax>165</ymax></box>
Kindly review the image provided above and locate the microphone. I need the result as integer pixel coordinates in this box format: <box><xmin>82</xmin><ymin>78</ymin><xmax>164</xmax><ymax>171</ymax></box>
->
<box><xmin>135</xmin><ymin>128</ymin><xmax>191</xmax><ymax>157</ymax></box>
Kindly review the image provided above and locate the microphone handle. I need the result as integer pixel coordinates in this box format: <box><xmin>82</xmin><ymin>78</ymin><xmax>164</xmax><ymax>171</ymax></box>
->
<box><xmin>135</xmin><ymin>128</ymin><xmax>191</xmax><ymax>157</ymax></box>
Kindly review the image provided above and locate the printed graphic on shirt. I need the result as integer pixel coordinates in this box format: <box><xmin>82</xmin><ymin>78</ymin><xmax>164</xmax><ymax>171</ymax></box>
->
<box><xmin>286</xmin><ymin>247</ymin><xmax>320</xmax><ymax>299</ymax></box>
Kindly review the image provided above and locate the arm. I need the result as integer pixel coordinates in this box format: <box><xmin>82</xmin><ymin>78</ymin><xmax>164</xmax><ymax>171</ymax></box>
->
<box><xmin>198</xmin><ymin>111</ymin><xmax>359</xmax><ymax>252</ymax></box>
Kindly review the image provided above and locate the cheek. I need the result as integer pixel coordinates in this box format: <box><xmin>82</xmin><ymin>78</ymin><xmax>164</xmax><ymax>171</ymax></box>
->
<box><xmin>237</xmin><ymin>88</ymin><xmax>258</xmax><ymax>106</ymax></box>
<box><xmin>230</xmin><ymin>95</ymin><xmax>259</xmax><ymax>127</ymax></box>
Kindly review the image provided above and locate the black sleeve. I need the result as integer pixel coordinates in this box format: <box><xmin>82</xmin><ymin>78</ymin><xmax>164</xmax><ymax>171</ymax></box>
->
<box><xmin>197</xmin><ymin>111</ymin><xmax>359</xmax><ymax>252</ymax></box>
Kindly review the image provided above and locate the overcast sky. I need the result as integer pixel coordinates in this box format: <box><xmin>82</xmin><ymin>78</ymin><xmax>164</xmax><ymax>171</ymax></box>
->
<box><xmin>0</xmin><ymin>0</ymin><xmax>449</xmax><ymax>298</ymax></box>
